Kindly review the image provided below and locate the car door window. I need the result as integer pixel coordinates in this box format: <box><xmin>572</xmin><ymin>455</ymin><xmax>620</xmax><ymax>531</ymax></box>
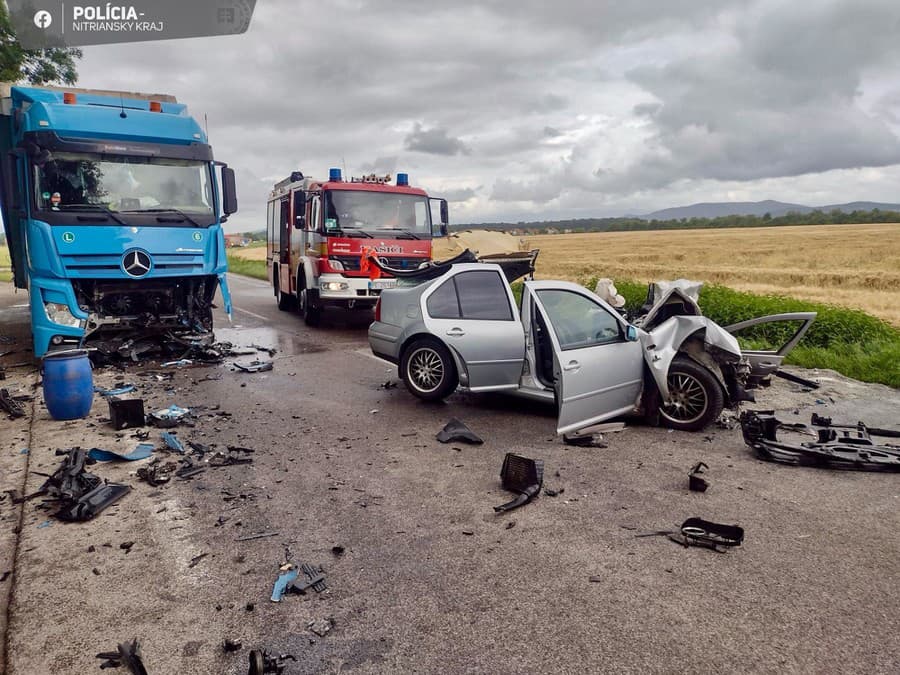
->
<box><xmin>536</xmin><ymin>289</ymin><xmax>622</xmax><ymax>350</ymax></box>
<box><xmin>426</xmin><ymin>278</ymin><xmax>461</xmax><ymax>318</ymax></box>
<box><xmin>455</xmin><ymin>270</ymin><xmax>513</xmax><ymax>320</ymax></box>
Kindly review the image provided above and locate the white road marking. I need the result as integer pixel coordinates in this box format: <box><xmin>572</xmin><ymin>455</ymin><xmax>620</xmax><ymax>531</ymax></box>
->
<box><xmin>227</xmin><ymin>273</ymin><xmax>270</xmax><ymax>287</ymax></box>
<box><xmin>233</xmin><ymin>305</ymin><xmax>272</xmax><ymax>322</ymax></box>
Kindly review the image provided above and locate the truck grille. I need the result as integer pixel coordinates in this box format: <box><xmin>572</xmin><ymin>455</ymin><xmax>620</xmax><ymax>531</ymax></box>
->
<box><xmin>332</xmin><ymin>255</ymin><xmax>427</xmax><ymax>272</ymax></box>
<box><xmin>60</xmin><ymin>252</ymin><xmax>206</xmax><ymax>278</ymax></box>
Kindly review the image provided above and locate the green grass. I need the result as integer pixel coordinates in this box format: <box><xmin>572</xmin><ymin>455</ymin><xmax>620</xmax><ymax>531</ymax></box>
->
<box><xmin>226</xmin><ymin>253</ymin><xmax>268</xmax><ymax>281</ymax></box>
<box><xmin>584</xmin><ymin>277</ymin><xmax>900</xmax><ymax>388</ymax></box>
<box><xmin>0</xmin><ymin>245</ymin><xmax>11</xmax><ymax>283</ymax></box>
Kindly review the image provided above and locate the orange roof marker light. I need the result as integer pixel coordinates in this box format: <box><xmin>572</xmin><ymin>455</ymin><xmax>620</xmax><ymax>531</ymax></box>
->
<box><xmin>63</xmin><ymin>92</ymin><xmax>77</xmax><ymax>104</ymax></box>
<box><xmin>149</xmin><ymin>101</ymin><xmax>162</xmax><ymax>112</ymax></box>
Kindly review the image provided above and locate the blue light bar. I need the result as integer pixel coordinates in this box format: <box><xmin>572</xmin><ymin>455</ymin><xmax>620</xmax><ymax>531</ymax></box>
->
<box><xmin>329</xmin><ymin>167</ymin><xmax>342</xmax><ymax>182</ymax></box>
<box><xmin>396</xmin><ymin>172</ymin><xmax>409</xmax><ymax>186</ymax></box>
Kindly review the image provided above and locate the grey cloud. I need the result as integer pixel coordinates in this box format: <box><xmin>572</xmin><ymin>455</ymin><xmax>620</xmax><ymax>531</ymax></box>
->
<box><xmin>543</xmin><ymin>126</ymin><xmax>562</xmax><ymax>138</ymax></box>
<box><xmin>404</xmin><ymin>123</ymin><xmax>470</xmax><ymax>156</ymax></box>
<box><xmin>440</xmin><ymin>187</ymin><xmax>480</xmax><ymax>202</ymax></box>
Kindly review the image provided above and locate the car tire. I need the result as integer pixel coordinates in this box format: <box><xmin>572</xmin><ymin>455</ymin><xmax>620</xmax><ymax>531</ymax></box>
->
<box><xmin>401</xmin><ymin>339</ymin><xmax>458</xmax><ymax>401</ymax></box>
<box><xmin>297</xmin><ymin>274</ymin><xmax>322</xmax><ymax>327</ymax></box>
<box><xmin>657</xmin><ymin>356</ymin><xmax>724</xmax><ymax>431</ymax></box>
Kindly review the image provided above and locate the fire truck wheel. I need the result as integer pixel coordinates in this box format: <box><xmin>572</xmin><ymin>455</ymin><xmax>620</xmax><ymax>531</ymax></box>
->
<box><xmin>401</xmin><ymin>338</ymin><xmax>458</xmax><ymax>401</ymax></box>
<box><xmin>274</xmin><ymin>273</ymin><xmax>294</xmax><ymax>311</ymax></box>
<box><xmin>298</xmin><ymin>276</ymin><xmax>322</xmax><ymax>326</ymax></box>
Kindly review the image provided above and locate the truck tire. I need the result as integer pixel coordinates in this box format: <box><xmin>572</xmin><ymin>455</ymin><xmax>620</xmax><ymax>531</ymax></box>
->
<box><xmin>400</xmin><ymin>338</ymin><xmax>458</xmax><ymax>401</ymax></box>
<box><xmin>274</xmin><ymin>272</ymin><xmax>293</xmax><ymax>311</ymax></box>
<box><xmin>657</xmin><ymin>356</ymin><xmax>724</xmax><ymax>432</ymax></box>
<box><xmin>297</xmin><ymin>275</ymin><xmax>322</xmax><ymax>327</ymax></box>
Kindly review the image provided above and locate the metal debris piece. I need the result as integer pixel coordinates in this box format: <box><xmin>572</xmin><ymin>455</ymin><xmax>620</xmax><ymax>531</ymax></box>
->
<box><xmin>175</xmin><ymin>461</ymin><xmax>206</xmax><ymax>479</ymax></box>
<box><xmin>773</xmin><ymin>370</ymin><xmax>820</xmax><ymax>389</ymax></box>
<box><xmin>94</xmin><ymin>384</ymin><xmax>136</xmax><ymax>397</ymax></box>
<box><xmin>236</xmin><ymin>531</ymin><xmax>279</xmax><ymax>542</ymax></box>
<box><xmin>233</xmin><ymin>360</ymin><xmax>274</xmax><ymax>373</ymax></box>
<box><xmin>57</xmin><ymin>483</ymin><xmax>130</xmax><ymax>522</ymax></box>
<box><xmin>248</xmin><ymin>650</ymin><xmax>296</xmax><ymax>675</ymax></box>
<box><xmin>88</xmin><ymin>444</ymin><xmax>154</xmax><ymax>462</ymax></box>
<box><xmin>289</xmin><ymin>563</ymin><xmax>327</xmax><ymax>594</ymax></box>
<box><xmin>688</xmin><ymin>462</ymin><xmax>709</xmax><ymax>492</ymax></box>
<box><xmin>436</xmin><ymin>418</ymin><xmax>483</xmax><ymax>445</ymax></box>
<box><xmin>741</xmin><ymin>410</ymin><xmax>900</xmax><ymax>471</ymax></box>
<box><xmin>307</xmin><ymin>618</ymin><xmax>334</xmax><ymax>637</ymax></box>
<box><xmin>160</xmin><ymin>359</ymin><xmax>193</xmax><ymax>368</ymax></box>
<box><xmin>493</xmin><ymin>453</ymin><xmax>544</xmax><ymax>513</ymax></box>
<box><xmin>811</xmin><ymin>413</ymin><xmax>900</xmax><ymax>439</ymax></box>
<box><xmin>39</xmin><ymin>448</ymin><xmax>131</xmax><ymax>521</ymax></box>
<box><xmin>563</xmin><ymin>433</ymin><xmax>607</xmax><ymax>448</ymax></box>
<box><xmin>0</xmin><ymin>388</ymin><xmax>26</xmax><ymax>418</ymax></box>
<box><xmin>223</xmin><ymin>639</ymin><xmax>242</xmax><ymax>653</ymax></box>
<box><xmin>637</xmin><ymin>518</ymin><xmax>744</xmax><ymax>552</ymax></box>
<box><xmin>96</xmin><ymin>638</ymin><xmax>148</xmax><ymax>674</ymax></box>
<box><xmin>108</xmin><ymin>398</ymin><xmax>146</xmax><ymax>430</ymax></box>
<box><xmin>159</xmin><ymin>432</ymin><xmax>185</xmax><ymax>454</ymax></box>
<box><xmin>136</xmin><ymin>460</ymin><xmax>177</xmax><ymax>487</ymax></box>
<box><xmin>149</xmin><ymin>405</ymin><xmax>190</xmax><ymax>428</ymax></box>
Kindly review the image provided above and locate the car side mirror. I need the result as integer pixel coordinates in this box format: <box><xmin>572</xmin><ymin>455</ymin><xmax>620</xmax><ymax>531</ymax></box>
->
<box><xmin>625</xmin><ymin>325</ymin><xmax>638</xmax><ymax>342</ymax></box>
<box><xmin>295</xmin><ymin>215</ymin><xmax>305</xmax><ymax>229</ymax></box>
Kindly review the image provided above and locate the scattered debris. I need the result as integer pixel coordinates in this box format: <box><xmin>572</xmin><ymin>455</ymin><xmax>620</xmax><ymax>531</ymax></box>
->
<box><xmin>270</xmin><ymin>566</ymin><xmax>299</xmax><ymax>602</ymax></box>
<box><xmin>307</xmin><ymin>618</ymin><xmax>334</xmax><ymax>637</ymax></box>
<box><xmin>774</xmin><ymin>370</ymin><xmax>820</xmax><ymax>389</ymax></box>
<box><xmin>741</xmin><ymin>410</ymin><xmax>900</xmax><ymax>471</ymax></box>
<box><xmin>159</xmin><ymin>432</ymin><xmax>185</xmax><ymax>454</ymax></box>
<box><xmin>436</xmin><ymin>418</ymin><xmax>483</xmax><ymax>445</ymax></box>
<box><xmin>563</xmin><ymin>433</ymin><xmax>607</xmax><ymax>448</ymax></box>
<box><xmin>289</xmin><ymin>563</ymin><xmax>327</xmax><ymax>595</ymax></box>
<box><xmin>95</xmin><ymin>638</ymin><xmax>148</xmax><ymax>674</ymax></box>
<box><xmin>136</xmin><ymin>461</ymin><xmax>177</xmax><ymax>487</ymax></box>
<box><xmin>223</xmin><ymin>639</ymin><xmax>242</xmax><ymax>653</ymax></box>
<box><xmin>248</xmin><ymin>650</ymin><xmax>296</xmax><ymax>675</ymax></box>
<box><xmin>543</xmin><ymin>487</ymin><xmax>564</xmax><ymax>497</ymax></box>
<box><xmin>175</xmin><ymin>461</ymin><xmax>206</xmax><ymax>480</ymax></box>
<box><xmin>811</xmin><ymin>412</ymin><xmax>900</xmax><ymax>439</ymax></box>
<box><xmin>494</xmin><ymin>453</ymin><xmax>544</xmax><ymax>513</ymax></box>
<box><xmin>148</xmin><ymin>405</ymin><xmax>190</xmax><ymax>428</ymax></box>
<box><xmin>638</xmin><ymin>518</ymin><xmax>744</xmax><ymax>552</ymax></box>
<box><xmin>688</xmin><ymin>462</ymin><xmax>710</xmax><ymax>492</ymax></box>
<box><xmin>236</xmin><ymin>531</ymin><xmax>279</xmax><ymax>542</ymax></box>
<box><xmin>88</xmin><ymin>444</ymin><xmax>154</xmax><ymax>462</ymax></box>
<box><xmin>378</xmin><ymin>380</ymin><xmax>397</xmax><ymax>390</ymax></box>
<box><xmin>331</xmin><ymin>545</ymin><xmax>345</xmax><ymax>556</ymax></box>
<box><xmin>588</xmin><ymin>575</ymin><xmax>603</xmax><ymax>583</ymax></box>
<box><xmin>95</xmin><ymin>384</ymin><xmax>136</xmax><ymax>397</ymax></box>
<box><xmin>0</xmin><ymin>388</ymin><xmax>26</xmax><ymax>418</ymax></box>
<box><xmin>161</xmin><ymin>359</ymin><xmax>194</xmax><ymax>368</ymax></box>
<box><xmin>188</xmin><ymin>552</ymin><xmax>209</xmax><ymax>568</ymax></box>
<box><xmin>233</xmin><ymin>360</ymin><xmax>274</xmax><ymax>373</ymax></box>
<box><xmin>108</xmin><ymin>398</ymin><xmax>146</xmax><ymax>430</ymax></box>
<box><xmin>39</xmin><ymin>448</ymin><xmax>131</xmax><ymax>521</ymax></box>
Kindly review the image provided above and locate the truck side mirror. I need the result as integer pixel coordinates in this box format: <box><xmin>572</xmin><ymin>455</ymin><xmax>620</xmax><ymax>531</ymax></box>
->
<box><xmin>440</xmin><ymin>224</ymin><xmax>448</xmax><ymax>237</ymax></box>
<box><xmin>295</xmin><ymin>215</ymin><xmax>306</xmax><ymax>229</ymax></box>
<box><xmin>292</xmin><ymin>190</ymin><xmax>305</xmax><ymax>228</ymax></box>
<box><xmin>221</xmin><ymin>166</ymin><xmax>238</xmax><ymax>216</ymax></box>
<box><xmin>440</xmin><ymin>199</ymin><xmax>449</xmax><ymax>225</ymax></box>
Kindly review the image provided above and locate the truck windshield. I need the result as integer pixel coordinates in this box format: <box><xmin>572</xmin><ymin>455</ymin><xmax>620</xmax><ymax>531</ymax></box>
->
<box><xmin>32</xmin><ymin>152</ymin><xmax>214</xmax><ymax>216</ymax></box>
<box><xmin>324</xmin><ymin>190</ymin><xmax>431</xmax><ymax>238</ymax></box>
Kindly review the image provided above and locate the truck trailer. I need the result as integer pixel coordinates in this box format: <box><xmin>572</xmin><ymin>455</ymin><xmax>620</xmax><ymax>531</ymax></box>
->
<box><xmin>0</xmin><ymin>84</ymin><xmax>238</xmax><ymax>356</ymax></box>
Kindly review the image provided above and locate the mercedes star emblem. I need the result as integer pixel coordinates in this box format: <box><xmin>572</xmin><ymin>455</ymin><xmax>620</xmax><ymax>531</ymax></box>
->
<box><xmin>122</xmin><ymin>249</ymin><xmax>152</xmax><ymax>277</ymax></box>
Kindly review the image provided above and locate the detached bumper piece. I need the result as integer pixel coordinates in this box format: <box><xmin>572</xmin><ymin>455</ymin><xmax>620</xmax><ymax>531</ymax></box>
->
<box><xmin>493</xmin><ymin>453</ymin><xmax>544</xmax><ymax>513</ymax></box>
<box><xmin>740</xmin><ymin>411</ymin><xmax>900</xmax><ymax>471</ymax></box>
<box><xmin>39</xmin><ymin>448</ymin><xmax>131</xmax><ymax>521</ymax></box>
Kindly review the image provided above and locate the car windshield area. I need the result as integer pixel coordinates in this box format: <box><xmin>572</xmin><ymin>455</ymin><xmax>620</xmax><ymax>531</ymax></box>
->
<box><xmin>33</xmin><ymin>152</ymin><xmax>214</xmax><ymax>216</ymax></box>
<box><xmin>324</xmin><ymin>190</ymin><xmax>432</xmax><ymax>238</ymax></box>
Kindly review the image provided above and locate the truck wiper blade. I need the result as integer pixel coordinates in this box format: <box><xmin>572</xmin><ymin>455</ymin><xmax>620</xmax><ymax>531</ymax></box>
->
<box><xmin>58</xmin><ymin>204</ymin><xmax>127</xmax><ymax>226</ymax></box>
<box><xmin>338</xmin><ymin>228</ymin><xmax>373</xmax><ymax>238</ymax></box>
<box><xmin>121</xmin><ymin>208</ymin><xmax>201</xmax><ymax>228</ymax></box>
<box><xmin>376</xmin><ymin>228</ymin><xmax>420</xmax><ymax>239</ymax></box>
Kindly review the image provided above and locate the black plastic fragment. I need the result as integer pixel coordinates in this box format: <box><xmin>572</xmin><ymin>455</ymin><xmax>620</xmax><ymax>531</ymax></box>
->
<box><xmin>688</xmin><ymin>462</ymin><xmax>709</xmax><ymax>492</ymax></box>
<box><xmin>436</xmin><ymin>418</ymin><xmax>483</xmax><ymax>444</ymax></box>
<box><xmin>248</xmin><ymin>650</ymin><xmax>296</xmax><ymax>675</ymax></box>
<box><xmin>57</xmin><ymin>482</ymin><xmax>130</xmax><ymax>522</ymax></box>
<box><xmin>493</xmin><ymin>453</ymin><xmax>544</xmax><ymax>513</ymax></box>
<box><xmin>811</xmin><ymin>413</ymin><xmax>900</xmax><ymax>439</ymax></box>
<box><xmin>0</xmin><ymin>388</ymin><xmax>26</xmax><ymax>418</ymax></box>
<box><xmin>675</xmin><ymin>517</ymin><xmax>744</xmax><ymax>550</ymax></box>
<box><xmin>289</xmin><ymin>562</ymin><xmax>327</xmax><ymax>594</ymax></box>
<box><xmin>233</xmin><ymin>360</ymin><xmax>274</xmax><ymax>373</ymax></box>
<box><xmin>774</xmin><ymin>370</ymin><xmax>820</xmax><ymax>389</ymax></box>
<box><xmin>96</xmin><ymin>638</ymin><xmax>148</xmax><ymax>674</ymax></box>
<box><xmin>108</xmin><ymin>398</ymin><xmax>145</xmax><ymax>430</ymax></box>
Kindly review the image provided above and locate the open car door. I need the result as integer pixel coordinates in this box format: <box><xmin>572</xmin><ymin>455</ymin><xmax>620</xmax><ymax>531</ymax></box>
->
<box><xmin>527</xmin><ymin>282</ymin><xmax>644</xmax><ymax>435</ymax></box>
<box><xmin>724</xmin><ymin>312</ymin><xmax>816</xmax><ymax>381</ymax></box>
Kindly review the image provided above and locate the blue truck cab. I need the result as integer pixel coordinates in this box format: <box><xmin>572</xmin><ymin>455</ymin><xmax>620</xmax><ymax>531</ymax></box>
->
<box><xmin>0</xmin><ymin>84</ymin><xmax>237</xmax><ymax>356</ymax></box>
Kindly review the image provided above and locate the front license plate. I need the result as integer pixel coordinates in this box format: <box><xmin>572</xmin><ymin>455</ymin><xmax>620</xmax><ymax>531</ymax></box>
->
<box><xmin>368</xmin><ymin>280</ymin><xmax>397</xmax><ymax>290</ymax></box>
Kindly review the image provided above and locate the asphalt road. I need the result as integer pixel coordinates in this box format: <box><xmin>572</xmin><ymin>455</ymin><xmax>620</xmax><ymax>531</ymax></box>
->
<box><xmin>1</xmin><ymin>275</ymin><xmax>899</xmax><ymax>674</ymax></box>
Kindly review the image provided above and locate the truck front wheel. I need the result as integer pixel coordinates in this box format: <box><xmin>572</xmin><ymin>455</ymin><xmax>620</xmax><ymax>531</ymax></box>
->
<box><xmin>297</xmin><ymin>275</ymin><xmax>322</xmax><ymax>327</ymax></box>
<box><xmin>400</xmin><ymin>339</ymin><xmax>458</xmax><ymax>401</ymax></box>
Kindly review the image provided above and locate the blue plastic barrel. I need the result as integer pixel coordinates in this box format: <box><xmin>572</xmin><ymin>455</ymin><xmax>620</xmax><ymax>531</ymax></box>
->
<box><xmin>42</xmin><ymin>349</ymin><xmax>94</xmax><ymax>420</ymax></box>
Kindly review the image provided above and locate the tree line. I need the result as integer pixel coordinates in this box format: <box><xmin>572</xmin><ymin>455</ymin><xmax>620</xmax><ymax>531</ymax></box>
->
<box><xmin>457</xmin><ymin>208</ymin><xmax>900</xmax><ymax>234</ymax></box>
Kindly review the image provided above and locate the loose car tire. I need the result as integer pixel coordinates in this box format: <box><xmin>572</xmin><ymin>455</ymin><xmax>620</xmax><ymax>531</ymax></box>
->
<box><xmin>297</xmin><ymin>275</ymin><xmax>322</xmax><ymax>326</ymax></box>
<box><xmin>401</xmin><ymin>339</ymin><xmax>458</xmax><ymax>401</ymax></box>
<box><xmin>657</xmin><ymin>356</ymin><xmax>724</xmax><ymax>431</ymax></box>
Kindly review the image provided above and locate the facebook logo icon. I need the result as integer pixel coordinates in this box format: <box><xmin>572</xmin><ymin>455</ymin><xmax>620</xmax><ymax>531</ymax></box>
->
<box><xmin>33</xmin><ymin>10</ymin><xmax>52</xmax><ymax>29</ymax></box>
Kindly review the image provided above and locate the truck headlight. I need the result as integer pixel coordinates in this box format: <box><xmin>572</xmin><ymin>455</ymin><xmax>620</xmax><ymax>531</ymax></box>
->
<box><xmin>45</xmin><ymin>302</ymin><xmax>83</xmax><ymax>328</ymax></box>
<box><xmin>321</xmin><ymin>282</ymin><xmax>349</xmax><ymax>292</ymax></box>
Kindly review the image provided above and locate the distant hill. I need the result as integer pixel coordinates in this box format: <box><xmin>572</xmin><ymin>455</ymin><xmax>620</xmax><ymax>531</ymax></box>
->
<box><xmin>641</xmin><ymin>200</ymin><xmax>900</xmax><ymax>220</ymax></box>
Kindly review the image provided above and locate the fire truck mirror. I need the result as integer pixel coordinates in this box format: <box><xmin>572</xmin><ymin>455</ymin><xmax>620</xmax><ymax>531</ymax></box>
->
<box><xmin>295</xmin><ymin>215</ymin><xmax>306</xmax><ymax>229</ymax></box>
<box><xmin>440</xmin><ymin>199</ymin><xmax>449</xmax><ymax>225</ymax></box>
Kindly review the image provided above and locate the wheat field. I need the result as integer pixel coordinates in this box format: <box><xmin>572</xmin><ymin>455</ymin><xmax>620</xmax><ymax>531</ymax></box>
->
<box><xmin>527</xmin><ymin>223</ymin><xmax>900</xmax><ymax>327</ymax></box>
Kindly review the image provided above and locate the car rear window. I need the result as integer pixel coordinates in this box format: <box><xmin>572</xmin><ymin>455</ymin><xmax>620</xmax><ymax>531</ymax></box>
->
<box><xmin>426</xmin><ymin>278</ymin><xmax>461</xmax><ymax>318</ymax></box>
<box><xmin>455</xmin><ymin>270</ymin><xmax>513</xmax><ymax>321</ymax></box>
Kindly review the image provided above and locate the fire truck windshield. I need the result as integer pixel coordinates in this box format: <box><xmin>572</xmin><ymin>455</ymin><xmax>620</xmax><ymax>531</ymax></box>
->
<box><xmin>324</xmin><ymin>190</ymin><xmax>432</xmax><ymax>238</ymax></box>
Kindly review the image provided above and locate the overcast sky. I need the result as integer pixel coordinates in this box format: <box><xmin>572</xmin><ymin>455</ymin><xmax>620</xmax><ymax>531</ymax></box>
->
<box><xmin>75</xmin><ymin>0</ymin><xmax>900</xmax><ymax>233</ymax></box>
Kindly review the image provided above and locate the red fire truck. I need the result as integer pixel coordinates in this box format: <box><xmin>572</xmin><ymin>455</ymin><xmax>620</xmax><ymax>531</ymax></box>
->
<box><xmin>266</xmin><ymin>168</ymin><xmax>448</xmax><ymax>325</ymax></box>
